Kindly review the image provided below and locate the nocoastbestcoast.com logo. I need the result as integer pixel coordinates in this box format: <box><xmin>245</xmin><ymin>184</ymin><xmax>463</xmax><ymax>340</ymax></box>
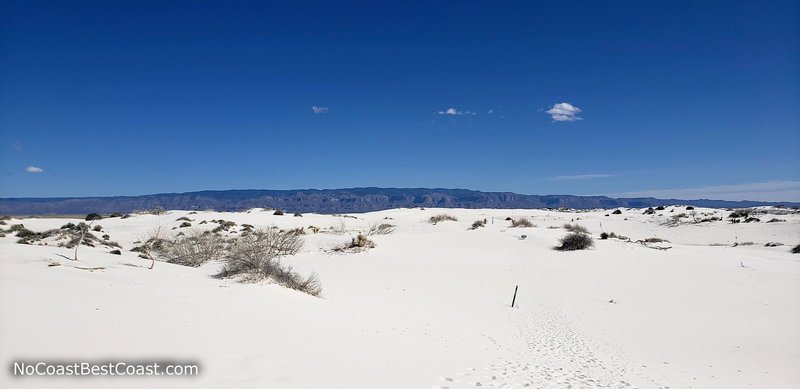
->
<box><xmin>11</xmin><ymin>361</ymin><xmax>199</xmax><ymax>378</ymax></box>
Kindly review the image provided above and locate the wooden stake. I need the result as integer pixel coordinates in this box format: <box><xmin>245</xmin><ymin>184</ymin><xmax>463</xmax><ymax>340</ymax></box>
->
<box><xmin>511</xmin><ymin>285</ymin><xmax>518</xmax><ymax>308</ymax></box>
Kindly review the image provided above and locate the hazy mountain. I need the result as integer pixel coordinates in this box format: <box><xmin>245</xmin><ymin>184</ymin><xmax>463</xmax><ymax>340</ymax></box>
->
<box><xmin>0</xmin><ymin>188</ymin><xmax>796</xmax><ymax>215</ymax></box>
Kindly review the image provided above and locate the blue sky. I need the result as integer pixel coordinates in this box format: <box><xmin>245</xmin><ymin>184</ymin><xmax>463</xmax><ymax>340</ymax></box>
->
<box><xmin>1</xmin><ymin>1</ymin><xmax>798</xmax><ymax>201</ymax></box>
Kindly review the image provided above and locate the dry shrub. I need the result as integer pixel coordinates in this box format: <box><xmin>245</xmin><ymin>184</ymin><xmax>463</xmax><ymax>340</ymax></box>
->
<box><xmin>429</xmin><ymin>214</ymin><xmax>458</xmax><ymax>224</ymax></box>
<box><xmin>368</xmin><ymin>222</ymin><xmax>396</xmax><ymax>235</ymax></box>
<box><xmin>471</xmin><ymin>219</ymin><xmax>486</xmax><ymax>229</ymax></box>
<box><xmin>792</xmin><ymin>244</ymin><xmax>800</xmax><ymax>254</ymax></box>
<box><xmin>556</xmin><ymin>232</ymin><xmax>594</xmax><ymax>251</ymax></box>
<box><xmin>642</xmin><ymin>237</ymin><xmax>669</xmax><ymax>243</ymax></box>
<box><xmin>216</xmin><ymin>229</ymin><xmax>319</xmax><ymax>296</ymax></box>
<box><xmin>510</xmin><ymin>217</ymin><xmax>533</xmax><ymax>228</ymax></box>
<box><xmin>159</xmin><ymin>230</ymin><xmax>226</xmax><ymax>267</ymax></box>
<box><xmin>563</xmin><ymin>223</ymin><xmax>588</xmax><ymax>233</ymax></box>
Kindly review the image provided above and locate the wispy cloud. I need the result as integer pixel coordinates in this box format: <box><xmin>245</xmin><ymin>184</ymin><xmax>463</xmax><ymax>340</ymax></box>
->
<box><xmin>312</xmin><ymin>106</ymin><xmax>328</xmax><ymax>114</ymax></box>
<box><xmin>551</xmin><ymin>174</ymin><xmax>612</xmax><ymax>181</ymax></box>
<box><xmin>437</xmin><ymin>107</ymin><xmax>476</xmax><ymax>116</ymax></box>
<box><xmin>612</xmin><ymin>181</ymin><xmax>800</xmax><ymax>202</ymax></box>
<box><xmin>25</xmin><ymin>166</ymin><xmax>43</xmax><ymax>173</ymax></box>
<box><xmin>487</xmin><ymin>108</ymin><xmax>494</xmax><ymax>114</ymax></box>
<box><xmin>545</xmin><ymin>102</ymin><xmax>582</xmax><ymax>122</ymax></box>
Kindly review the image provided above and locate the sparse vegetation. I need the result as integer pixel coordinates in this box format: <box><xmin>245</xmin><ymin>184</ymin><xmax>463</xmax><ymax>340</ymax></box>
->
<box><xmin>792</xmin><ymin>244</ymin><xmax>800</xmax><ymax>254</ymax></box>
<box><xmin>612</xmin><ymin>209</ymin><xmax>622</xmax><ymax>214</ymax></box>
<box><xmin>159</xmin><ymin>230</ymin><xmax>226</xmax><ymax>267</ymax></box>
<box><xmin>179</xmin><ymin>222</ymin><xmax>192</xmax><ymax>228</ymax></box>
<box><xmin>643</xmin><ymin>207</ymin><xmax>655</xmax><ymax>215</ymax></box>
<box><xmin>368</xmin><ymin>222</ymin><xmax>396</xmax><ymax>235</ymax></box>
<box><xmin>510</xmin><ymin>217</ymin><xmax>533</xmax><ymax>228</ymax></box>
<box><xmin>766</xmin><ymin>218</ymin><xmax>786</xmax><ymax>223</ymax></box>
<box><xmin>765</xmin><ymin>242</ymin><xmax>783</xmax><ymax>247</ymax></box>
<box><xmin>555</xmin><ymin>232</ymin><xmax>594</xmax><ymax>251</ymax></box>
<box><xmin>293</xmin><ymin>212</ymin><xmax>303</xmax><ymax>217</ymax></box>
<box><xmin>273</xmin><ymin>209</ymin><xmax>285</xmax><ymax>216</ymax></box>
<box><xmin>563</xmin><ymin>223</ymin><xmax>588</xmax><ymax>233</ymax></box>
<box><xmin>215</xmin><ymin>229</ymin><xmax>319</xmax><ymax>296</ymax></box>
<box><xmin>471</xmin><ymin>219</ymin><xmax>486</xmax><ymax>229</ymax></box>
<box><xmin>642</xmin><ymin>237</ymin><xmax>669</xmax><ymax>243</ymax></box>
<box><xmin>176</xmin><ymin>216</ymin><xmax>192</xmax><ymax>221</ymax></box>
<box><xmin>429</xmin><ymin>214</ymin><xmax>458</xmax><ymax>224</ymax></box>
<box><xmin>729</xmin><ymin>208</ymin><xmax>752</xmax><ymax>219</ymax></box>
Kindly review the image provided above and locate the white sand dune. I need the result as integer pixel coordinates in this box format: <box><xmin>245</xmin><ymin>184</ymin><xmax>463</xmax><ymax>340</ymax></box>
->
<box><xmin>1</xmin><ymin>206</ymin><xmax>798</xmax><ymax>388</ymax></box>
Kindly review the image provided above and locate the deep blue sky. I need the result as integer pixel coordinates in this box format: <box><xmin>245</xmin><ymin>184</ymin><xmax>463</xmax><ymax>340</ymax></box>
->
<box><xmin>2</xmin><ymin>1</ymin><xmax>798</xmax><ymax>201</ymax></box>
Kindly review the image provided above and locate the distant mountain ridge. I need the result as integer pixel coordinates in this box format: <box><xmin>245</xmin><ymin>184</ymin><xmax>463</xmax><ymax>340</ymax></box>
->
<box><xmin>0</xmin><ymin>188</ymin><xmax>797</xmax><ymax>215</ymax></box>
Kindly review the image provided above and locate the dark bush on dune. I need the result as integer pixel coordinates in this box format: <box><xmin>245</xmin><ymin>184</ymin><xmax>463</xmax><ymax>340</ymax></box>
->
<box><xmin>556</xmin><ymin>232</ymin><xmax>594</xmax><ymax>251</ymax></box>
<box><xmin>792</xmin><ymin>244</ymin><xmax>800</xmax><ymax>254</ymax></box>
<box><xmin>643</xmin><ymin>208</ymin><xmax>655</xmax><ymax>215</ymax></box>
<box><xmin>85</xmin><ymin>213</ymin><xmax>102</xmax><ymax>221</ymax></box>
<box><xmin>612</xmin><ymin>209</ymin><xmax>622</xmax><ymax>215</ymax></box>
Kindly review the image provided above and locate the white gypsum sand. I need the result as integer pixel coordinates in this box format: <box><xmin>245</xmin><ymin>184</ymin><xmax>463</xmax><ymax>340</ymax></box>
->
<box><xmin>0</xmin><ymin>206</ymin><xmax>798</xmax><ymax>388</ymax></box>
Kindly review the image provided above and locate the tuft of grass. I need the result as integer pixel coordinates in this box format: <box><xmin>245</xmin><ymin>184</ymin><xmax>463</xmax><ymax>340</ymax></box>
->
<box><xmin>471</xmin><ymin>219</ymin><xmax>486</xmax><ymax>230</ymax></box>
<box><xmin>429</xmin><ymin>214</ymin><xmax>458</xmax><ymax>224</ymax></box>
<box><xmin>510</xmin><ymin>217</ymin><xmax>534</xmax><ymax>228</ymax></box>
<box><xmin>563</xmin><ymin>223</ymin><xmax>588</xmax><ymax>233</ymax></box>
<box><xmin>643</xmin><ymin>237</ymin><xmax>669</xmax><ymax>243</ymax></box>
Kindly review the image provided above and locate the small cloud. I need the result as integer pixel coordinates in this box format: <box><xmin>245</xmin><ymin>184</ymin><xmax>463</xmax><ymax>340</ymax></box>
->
<box><xmin>12</xmin><ymin>142</ymin><xmax>22</xmax><ymax>151</ymax></box>
<box><xmin>312</xmin><ymin>106</ymin><xmax>328</xmax><ymax>114</ymax></box>
<box><xmin>546</xmin><ymin>102</ymin><xmax>582</xmax><ymax>122</ymax></box>
<box><xmin>488</xmin><ymin>108</ymin><xmax>494</xmax><ymax>114</ymax></box>
<box><xmin>551</xmin><ymin>174</ymin><xmax>612</xmax><ymax>181</ymax></box>
<box><xmin>25</xmin><ymin>166</ymin><xmax>43</xmax><ymax>173</ymax></box>
<box><xmin>437</xmin><ymin>107</ymin><xmax>476</xmax><ymax>116</ymax></box>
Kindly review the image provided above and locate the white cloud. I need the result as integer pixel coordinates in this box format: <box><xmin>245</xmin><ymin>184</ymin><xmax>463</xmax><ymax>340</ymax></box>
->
<box><xmin>312</xmin><ymin>106</ymin><xmax>328</xmax><ymax>114</ymax></box>
<box><xmin>545</xmin><ymin>102</ymin><xmax>582</xmax><ymax>122</ymax></box>
<box><xmin>551</xmin><ymin>174</ymin><xmax>612</xmax><ymax>181</ymax></box>
<box><xmin>437</xmin><ymin>107</ymin><xmax>476</xmax><ymax>116</ymax></box>
<box><xmin>612</xmin><ymin>181</ymin><xmax>800</xmax><ymax>202</ymax></box>
<box><xmin>25</xmin><ymin>166</ymin><xmax>43</xmax><ymax>173</ymax></box>
<box><xmin>488</xmin><ymin>108</ymin><xmax>494</xmax><ymax>114</ymax></box>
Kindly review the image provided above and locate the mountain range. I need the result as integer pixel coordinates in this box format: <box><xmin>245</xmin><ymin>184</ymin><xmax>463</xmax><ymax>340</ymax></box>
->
<box><xmin>1</xmin><ymin>188</ymin><xmax>797</xmax><ymax>215</ymax></box>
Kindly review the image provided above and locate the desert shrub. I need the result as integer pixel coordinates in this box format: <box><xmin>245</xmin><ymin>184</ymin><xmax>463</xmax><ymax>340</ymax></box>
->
<box><xmin>294</xmin><ymin>212</ymin><xmax>303</xmax><ymax>217</ymax></box>
<box><xmin>179</xmin><ymin>222</ymin><xmax>192</xmax><ymax>228</ymax></box>
<box><xmin>216</xmin><ymin>229</ymin><xmax>318</xmax><ymax>295</ymax></box>
<box><xmin>686</xmin><ymin>206</ymin><xmax>694</xmax><ymax>210</ymax></box>
<box><xmin>9</xmin><ymin>224</ymin><xmax>26</xmax><ymax>232</ymax></box>
<box><xmin>792</xmin><ymin>244</ymin><xmax>800</xmax><ymax>254</ymax></box>
<box><xmin>729</xmin><ymin>208</ymin><xmax>752</xmax><ymax>219</ymax></box>
<box><xmin>600</xmin><ymin>232</ymin><xmax>609</xmax><ymax>239</ymax></box>
<box><xmin>471</xmin><ymin>219</ymin><xmax>486</xmax><ymax>229</ymax></box>
<box><xmin>109</xmin><ymin>212</ymin><xmax>123</xmax><ymax>218</ymax></box>
<box><xmin>765</xmin><ymin>242</ymin><xmax>783</xmax><ymax>247</ymax></box>
<box><xmin>733</xmin><ymin>241</ymin><xmax>755</xmax><ymax>247</ymax></box>
<box><xmin>93</xmin><ymin>225</ymin><xmax>102</xmax><ymax>232</ymax></box>
<box><xmin>273</xmin><ymin>209</ymin><xmax>285</xmax><ymax>216</ymax></box>
<box><xmin>110</xmin><ymin>249</ymin><xmax>121</xmax><ymax>255</ymax></box>
<box><xmin>176</xmin><ymin>216</ymin><xmax>192</xmax><ymax>221</ymax></box>
<box><xmin>611</xmin><ymin>209</ymin><xmax>622</xmax><ymax>214</ymax></box>
<box><xmin>699</xmin><ymin>217</ymin><xmax>721</xmax><ymax>223</ymax></box>
<box><xmin>429</xmin><ymin>214</ymin><xmax>457</xmax><ymax>224</ymax></box>
<box><xmin>556</xmin><ymin>233</ymin><xmax>594</xmax><ymax>251</ymax></box>
<box><xmin>212</xmin><ymin>220</ymin><xmax>236</xmax><ymax>233</ymax></box>
<box><xmin>505</xmin><ymin>217</ymin><xmax>512</xmax><ymax>221</ymax></box>
<box><xmin>643</xmin><ymin>237</ymin><xmax>669</xmax><ymax>243</ymax></box>
<box><xmin>511</xmin><ymin>217</ymin><xmax>534</xmax><ymax>228</ymax></box>
<box><xmin>368</xmin><ymin>223</ymin><xmax>396</xmax><ymax>235</ymax></box>
<box><xmin>643</xmin><ymin>207</ymin><xmax>655</xmax><ymax>215</ymax></box>
<box><xmin>563</xmin><ymin>223</ymin><xmax>588</xmax><ymax>233</ymax></box>
<box><xmin>766</xmin><ymin>218</ymin><xmax>786</xmax><ymax>223</ymax></box>
<box><xmin>308</xmin><ymin>225</ymin><xmax>320</xmax><ymax>233</ymax></box>
<box><xmin>743</xmin><ymin>217</ymin><xmax>760</xmax><ymax>223</ymax></box>
<box><xmin>85</xmin><ymin>213</ymin><xmax>102</xmax><ymax>221</ymax></box>
<box><xmin>102</xmin><ymin>234</ymin><xmax>110</xmax><ymax>240</ymax></box>
<box><xmin>159</xmin><ymin>230</ymin><xmax>226</xmax><ymax>267</ymax></box>
<box><xmin>655</xmin><ymin>206</ymin><xmax>665</xmax><ymax>211</ymax></box>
